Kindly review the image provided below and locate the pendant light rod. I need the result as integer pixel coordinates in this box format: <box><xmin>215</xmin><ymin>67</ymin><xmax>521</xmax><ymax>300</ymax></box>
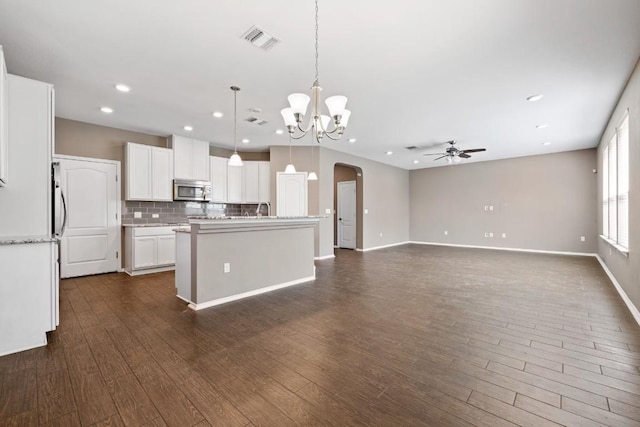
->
<box><xmin>228</xmin><ymin>86</ymin><xmax>244</xmax><ymax>167</ymax></box>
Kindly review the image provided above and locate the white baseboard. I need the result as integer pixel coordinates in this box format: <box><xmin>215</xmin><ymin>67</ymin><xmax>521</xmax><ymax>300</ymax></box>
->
<box><xmin>124</xmin><ymin>265</ymin><xmax>175</xmax><ymax>276</ymax></box>
<box><xmin>595</xmin><ymin>255</ymin><xmax>640</xmax><ymax>327</ymax></box>
<box><xmin>356</xmin><ymin>241</ymin><xmax>411</xmax><ymax>252</ymax></box>
<box><xmin>408</xmin><ymin>241</ymin><xmax>596</xmax><ymax>257</ymax></box>
<box><xmin>188</xmin><ymin>275</ymin><xmax>316</xmax><ymax>311</ymax></box>
<box><xmin>0</xmin><ymin>335</ymin><xmax>47</xmax><ymax>357</ymax></box>
<box><xmin>315</xmin><ymin>254</ymin><xmax>335</xmax><ymax>260</ymax></box>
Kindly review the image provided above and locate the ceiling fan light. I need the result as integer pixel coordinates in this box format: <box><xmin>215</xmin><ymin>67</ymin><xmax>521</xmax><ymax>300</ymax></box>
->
<box><xmin>453</xmin><ymin>156</ymin><xmax>461</xmax><ymax>163</ymax></box>
<box><xmin>308</xmin><ymin>171</ymin><xmax>318</xmax><ymax>181</ymax></box>
<box><xmin>284</xmin><ymin>163</ymin><xmax>297</xmax><ymax>173</ymax></box>
<box><xmin>287</xmin><ymin>93</ymin><xmax>310</xmax><ymax>116</ymax></box>
<box><xmin>228</xmin><ymin>152</ymin><xmax>244</xmax><ymax>167</ymax></box>
<box><xmin>325</xmin><ymin>95</ymin><xmax>347</xmax><ymax>118</ymax></box>
<box><xmin>446</xmin><ymin>156</ymin><xmax>454</xmax><ymax>164</ymax></box>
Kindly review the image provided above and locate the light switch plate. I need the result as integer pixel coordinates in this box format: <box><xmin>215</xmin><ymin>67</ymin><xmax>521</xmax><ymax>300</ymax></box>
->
<box><xmin>364</xmin><ymin>209</ymin><xmax>369</xmax><ymax>214</ymax></box>
<box><xmin>134</xmin><ymin>211</ymin><xmax>142</xmax><ymax>219</ymax></box>
<box><xmin>325</xmin><ymin>208</ymin><xmax>331</xmax><ymax>214</ymax></box>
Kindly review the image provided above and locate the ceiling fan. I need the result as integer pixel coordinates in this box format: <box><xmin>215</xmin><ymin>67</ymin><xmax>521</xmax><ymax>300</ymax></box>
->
<box><xmin>424</xmin><ymin>140</ymin><xmax>486</xmax><ymax>163</ymax></box>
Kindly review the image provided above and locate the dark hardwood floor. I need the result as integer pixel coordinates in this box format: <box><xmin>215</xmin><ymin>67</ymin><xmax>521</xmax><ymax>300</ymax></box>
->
<box><xmin>2</xmin><ymin>245</ymin><xmax>640</xmax><ymax>426</ymax></box>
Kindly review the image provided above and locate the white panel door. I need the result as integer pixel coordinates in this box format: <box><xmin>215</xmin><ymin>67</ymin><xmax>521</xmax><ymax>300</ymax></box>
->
<box><xmin>152</xmin><ymin>147</ymin><xmax>173</xmax><ymax>201</ymax></box>
<box><xmin>243</xmin><ymin>161</ymin><xmax>260</xmax><ymax>203</ymax></box>
<box><xmin>133</xmin><ymin>237</ymin><xmax>157</xmax><ymax>269</ymax></box>
<box><xmin>277</xmin><ymin>172</ymin><xmax>307</xmax><ymax>217</ymax></box>
<box><xmin>191</xmin><ymin>139</ymin><xmax>210</xmax><ymax>181</ymax></box>
<box><xmin>58</xmin><ymin>158</ymin><xmax>119</xmax><ymax>278</ymax></box>
<box><xmin>156</xmin><ymin>235</ymin><xmax>176</xmax><ymax>266</ymax></box>
<box><xmin>209</xmin><ymin>156</ymin><xmax>228</xmax><ymax>202</ymax></box>
<box><xmin>258</xmin><ymin>161</ymin><xmax>270</xmax><ymax>202</ymax></box>
<box><xmin>126</xmin><ymin>142</ymin><xmax>152</xmax><ymax>200</ymax></box>
<box><xmin>337</xmin><ymin>181</ymin><xmax>356</xmax><ymax>249</ymax></box>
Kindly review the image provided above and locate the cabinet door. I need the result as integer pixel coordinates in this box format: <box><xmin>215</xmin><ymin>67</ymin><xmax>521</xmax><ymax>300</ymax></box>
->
<box><xmin>210</xmin><ymin>156</ymin><xmax>228</xmax><ymax>202</ymax></box>
<box><xmin>258</xmin><ymin>161</ymin><xmax>270</xmax><ymax>202</ymax></box>
<box><xmin>126</xmin><ymin>143</ymin><xmax>152</xmax><ymax>200</ymax></box>
<box><xmin>156</xmin><ymin>235</ymin><xmax>176</xmax><ymax>266</ymax></box>
<box><xmin>152</xmin><ymin>147</ymin><xmax>173</xmax><ymax>201</ymax></box>
<box><xmin>172</xmin><ymin>136</ymin><xmax>192</xmax><ymax>180</ymax></box>
<box><xmin>191</xmin><ymin>139</ymin><xmax>210</xmax><ymax>181</ymax></box>
<box><xmin>243</xmin><ymin>161</ymin><xmax>260</xmax><ymax>203</ymax></box>
<box><xmin>276</xmin><ymin>172</ymin><xmax>308</xmax><ymax>216</ymax></box>
<box><xmin>133</xmin><ymin>236</ymin><xmax>157</xmax><ymax>269</ymax></box>
<box><xmin>227</xmin><ymin>165</ymin><xmax>243</xmax><ymax>203</ymax></box>
<box><xmin>0</xmin><ymin>46</ymin><xmax>7</xmax><ymax>186</ymax></box>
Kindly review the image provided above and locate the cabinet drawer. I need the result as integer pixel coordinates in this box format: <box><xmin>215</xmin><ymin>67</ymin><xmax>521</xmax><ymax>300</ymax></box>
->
<box><xmin>133</xmin><ymin>226</ymin><xmax>176</xmax><ymax>237</ymax></box>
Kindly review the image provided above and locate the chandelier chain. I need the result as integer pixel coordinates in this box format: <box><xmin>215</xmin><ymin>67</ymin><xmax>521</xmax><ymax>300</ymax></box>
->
<box><xmin>314</xmin><ymin>0</ymin><xmax>319</xmax><ymax>84</ymax></box>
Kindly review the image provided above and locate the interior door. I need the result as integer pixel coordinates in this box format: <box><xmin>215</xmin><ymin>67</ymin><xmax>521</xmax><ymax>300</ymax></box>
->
<box><xmin>57</xmin><ymin>157</ymin><xmax>119</xmax><ymax>278</ymax></box>
<box><xmin>337</xmin><ymin>181</ymin><xmax>356</xmax><ymax>249</ymax></box>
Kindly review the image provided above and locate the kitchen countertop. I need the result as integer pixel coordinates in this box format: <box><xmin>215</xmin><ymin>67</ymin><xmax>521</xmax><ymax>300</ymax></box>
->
<box><xmin>122</xmin><ymin>223</ymin><xmax>189</xmax><ymax>228</ymax></box>
<box><xmin>0</xmin><ymin>235</ymin><xmax>58</xmax><ymax>245</ymax></box>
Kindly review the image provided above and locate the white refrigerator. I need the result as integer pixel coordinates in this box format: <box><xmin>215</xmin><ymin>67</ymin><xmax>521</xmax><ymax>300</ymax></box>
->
<box><xmin>0</xmin><ymin>73</ymin><xmax>59</xmax><ymax>356</ymax></box>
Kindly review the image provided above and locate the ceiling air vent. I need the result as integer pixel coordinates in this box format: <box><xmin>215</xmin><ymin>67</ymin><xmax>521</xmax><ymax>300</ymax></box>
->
<box><xmin>242</xmin><ymin>26</ymin><xmax>280</xmax><ymax>51</ymax></box>
<box><xmin>245</xmin><ymin>116</ymin><xmax>268</xmax><ymax>126</ymax></box>
<box><xmin>405</xmin><ymin>146</ymin><xmax>419</xmax><ymax>151</ymax></box>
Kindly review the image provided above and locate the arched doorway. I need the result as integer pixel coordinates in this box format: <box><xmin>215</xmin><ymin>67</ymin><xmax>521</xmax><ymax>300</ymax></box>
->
<box><xmin>334</xmin><ymin>163</ymin><xmax>363</xmax><ymax>251</ymax></box>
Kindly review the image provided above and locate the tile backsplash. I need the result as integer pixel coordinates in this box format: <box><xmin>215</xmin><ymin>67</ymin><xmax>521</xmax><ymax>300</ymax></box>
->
<box><xmin>121</xmin><ymin>201</ymin><xmax>269</xmax><ymax>225</ymax></box>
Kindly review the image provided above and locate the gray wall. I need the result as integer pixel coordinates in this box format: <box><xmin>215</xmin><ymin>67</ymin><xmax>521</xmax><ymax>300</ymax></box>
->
<box><xmin>410</xmin><ymin>149</ymin><xmax>598</xmax><ymax>253</ymax></box>
<box><xmin>597</xmin><ymin>58</ymin><xmax>640</xmax><ymax>310</ymax></box>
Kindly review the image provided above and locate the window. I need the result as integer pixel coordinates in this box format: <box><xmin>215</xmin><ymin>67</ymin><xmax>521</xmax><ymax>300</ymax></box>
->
<box><xmin>602</xmin><ymin>113</ymin><xmax>629</xmax><ymax>250</ymax></box>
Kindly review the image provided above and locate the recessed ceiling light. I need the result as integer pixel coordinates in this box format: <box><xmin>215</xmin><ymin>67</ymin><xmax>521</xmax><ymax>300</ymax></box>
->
<box><xmin>526</xmin><ymin>94</ymin><xmax>544</xmax><ymax>102</ymax></box>
<box><xmin>275</xmin><ymin>129</ymin><xmax>284</xmax><ymax>135</ymax></box>
<box><xmin>536</xmin><ymin>123</ymin><xmax>549</xmax><ymax>129</ymax></box>
<box><xmin>100</xmin><ymin>107</ymin><xmax>113</xmax><ymax>114</ymax></box>
<box><xmin>348</xmin><ymin>138</ymin><xmax>357</xmax><ymax>143</ymax></box>
<box><xmin>184</xmin><ymin>125</ymin><xmax>193</xmax><ymax>131</ymax></box>
<box><xmin>242</xmin><ymin>138</ymin><xmax>250</xmax><ymax>144</ymax></box>
<box><xmin>386</xmin><ymin>151</ymin><xmax>393</xmax><ymax>155</ymax></box>
<box><xmin>212</xmin><ymin>111</ymin><xmax>224</xmax><ymax>118</ymax></box>
<box><xmin>543</xmin><ymin>141</ymin><xmax>551</xmax><ymax>146</ymax></box>
<box><xmin>413</xmin><ymin>160</ymin><xmax>419</xmax><ymax>164</ymax></box>
<box><xmin>115</xmin><ymin>84</ymin><xmax>131</xmax><ymax>93</ymax></box>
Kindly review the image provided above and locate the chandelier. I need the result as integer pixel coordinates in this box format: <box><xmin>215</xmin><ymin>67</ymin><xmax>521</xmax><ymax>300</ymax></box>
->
<box><xmin>280</xmin><ymin>0</ymin><xmax>351</xmax><ymax>143</ymax></box>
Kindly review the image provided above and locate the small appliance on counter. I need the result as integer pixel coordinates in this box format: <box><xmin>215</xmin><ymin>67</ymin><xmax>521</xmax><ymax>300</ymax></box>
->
<box><xmin>173</xmin><ymin>179</ymin><xmax>212</xmax><ymax>202</ymax></box>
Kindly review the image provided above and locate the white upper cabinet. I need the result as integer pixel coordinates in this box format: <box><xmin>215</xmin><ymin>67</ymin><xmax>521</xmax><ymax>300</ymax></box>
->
<box><xmin>170</xmin><ymin>135</ymin><xmax>209</xmax><ymax>181</ymax></box>
<box><xmin>125</xmin><ymin>142</ymin><xmax>173</xmax><ymax>201</ymax></box>
<box><xmin>227</xmin><ymin>164</ymin><xmax>243</xmax><ymax>203</ymax></box>
<box><xmin>243</xmin><ymin>161</ymin><xmax>260</xmax><ymax>203</ymax></box>
<box><xmin>258</xmin><ymin>161</ymin><xmax>270</xmax><ymax>203</ymax></box>
<box><xmin>209</xmin><ymin>156</ymin><xmax>228</xmax><ymax>203</ymax></box>
<box><xmin>0</xmin><ymin>46</ymin><xmax>8</xmax><ymax>186</ymax></box>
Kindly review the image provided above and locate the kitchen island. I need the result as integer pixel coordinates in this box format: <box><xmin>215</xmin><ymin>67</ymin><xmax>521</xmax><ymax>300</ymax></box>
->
<box><xmin>175</xmin><ymin>217</ymin><xmax>320</xmax><ymax>311</ymax></box>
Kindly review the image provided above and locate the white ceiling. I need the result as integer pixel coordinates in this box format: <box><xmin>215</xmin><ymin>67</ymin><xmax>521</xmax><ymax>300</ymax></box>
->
<box><xmin>1</xmin><ymin>0</ymin><xmax>639</xmax><ymax>169</ymax></box>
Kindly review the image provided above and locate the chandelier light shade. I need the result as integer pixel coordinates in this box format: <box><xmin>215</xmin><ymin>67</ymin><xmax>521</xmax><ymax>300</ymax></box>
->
<box><xmin>282</xmin><ymin>0</ymin><xmax>351</xmax><ymax>143</ymax></box>
<box><xmin>228</xmin><ymin>86</ymin><xmax>244</xmax><ymax>167</ymax></box>
<box><xmin>308</xmin><ymin>132</ymin><xmax>318</xmax><ymax>181</ymax></box>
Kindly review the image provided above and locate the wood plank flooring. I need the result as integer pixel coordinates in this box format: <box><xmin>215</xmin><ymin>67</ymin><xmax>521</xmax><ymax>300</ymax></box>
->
<box><xmin>2</xmin><ymin>244</ymin><xmax>640</xmax><ymax>426</ymax></box>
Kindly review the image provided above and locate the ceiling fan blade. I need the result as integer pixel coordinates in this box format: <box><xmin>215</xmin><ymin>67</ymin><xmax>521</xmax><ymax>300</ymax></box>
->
<box><xmin>423</xmin><ymin>153</ymin><xmax>446</xmax><ymax>156</ymax></box>
<box><xmin>461</xmin><ymin>148</ymin><xmax>486</xmax><ymax>153</ymax></box>
<box><xmin>433</xmin><ymin>155</ymin><xmax>446</xmax><ymax>161</ymax></box>
<box><xmin>458</xmin><ymin>153</ymin><xmax>471</xmax><ymax>158</ymax></box>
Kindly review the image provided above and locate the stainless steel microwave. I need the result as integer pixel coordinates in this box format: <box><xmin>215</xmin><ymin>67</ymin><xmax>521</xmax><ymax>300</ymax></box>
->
<box><xmin>173</xmin><ymin>179</ymin><xmax>212</xmax><ymax>202</ymax></box>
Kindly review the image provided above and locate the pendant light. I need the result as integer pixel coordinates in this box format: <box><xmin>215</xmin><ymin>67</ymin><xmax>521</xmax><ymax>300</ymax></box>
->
<box><xmin>228</xmin><ymin>86</ymin><xmax>243</xmax><ymax>167</ymax></box>
<box><xmin>308</xmin><ymin>132</ymin><xmax>318</xmax><ymax>181</ymax></box>
<box><xmin>284</xmin><ymin>133</ymin><xmax>296</xmax><ymax>173</ymax></box>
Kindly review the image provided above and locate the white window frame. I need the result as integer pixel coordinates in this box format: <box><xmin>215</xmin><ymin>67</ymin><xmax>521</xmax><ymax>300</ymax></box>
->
<box><xmin>600</xmin><ymin>111</ymin><xmax>629</xmax><ymax>255</ymax></box>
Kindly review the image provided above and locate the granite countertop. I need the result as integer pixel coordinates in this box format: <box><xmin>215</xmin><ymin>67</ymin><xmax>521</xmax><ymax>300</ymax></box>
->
<box><xmin>122</xmin><ymin>223</ymin><xmax>189</xmax><ymax>228</ymax></box>
<box><xmin>173</xmin><ymin>227</ymin><xmax>191</xmax><ymax>233</ymax></box>
<box><xmin>187</xmin><ymin>215</ymin><xmax>327</xmax><ymax>220</ymax></box>
<box><xmin>0</xmin><ymin>235</ymin><xmax>58</xmax><ymax>245</ymax></box>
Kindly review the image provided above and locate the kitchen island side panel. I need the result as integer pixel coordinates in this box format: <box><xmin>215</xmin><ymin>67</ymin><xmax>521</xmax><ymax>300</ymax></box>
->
<box><xmin>194</xmin><ymin>226</ymin><xmax>315</xmax><ymax>303</ymax></box>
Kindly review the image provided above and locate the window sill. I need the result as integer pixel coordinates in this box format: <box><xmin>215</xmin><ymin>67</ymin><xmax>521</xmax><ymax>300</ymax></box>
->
<box><xmin>599</xmin><ymin>235</ymin><xmax>629</xmax><ymax>257</ymax></box>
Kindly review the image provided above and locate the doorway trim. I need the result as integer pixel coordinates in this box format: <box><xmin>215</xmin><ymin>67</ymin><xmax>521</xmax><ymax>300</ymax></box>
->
<box><xmin>333</xmin><ymin>163</ymin><xmax>363</xmax><ymax>252</ymax></box>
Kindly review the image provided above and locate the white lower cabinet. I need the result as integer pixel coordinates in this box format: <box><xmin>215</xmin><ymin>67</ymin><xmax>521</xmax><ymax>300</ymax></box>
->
<box><xmin>125</xmin><ymin>226</ymin><xmax>176</xmax><ymax>275</ymax></box>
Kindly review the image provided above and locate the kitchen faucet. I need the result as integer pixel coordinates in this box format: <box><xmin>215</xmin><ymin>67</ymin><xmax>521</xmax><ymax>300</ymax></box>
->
<box><xmin>256</xmin><ymin>202</ymin><xmax>271</xmax><ymax>217</ymax></box>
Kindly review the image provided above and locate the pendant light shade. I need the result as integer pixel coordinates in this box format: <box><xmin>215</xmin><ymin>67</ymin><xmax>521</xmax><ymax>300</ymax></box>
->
<box><xmin>308</xmin><ymin>171</ymin><xmax>318</xmax><ymax>181</ymax></box>
<box><xmin>284</xmin><ymin>163</ymin><xmax>297</xmax><ymax>173</ymax></box>
<box><xmin>228</xmin><ymin>86</ymin><xmax>243</xmax><ymax>167</ymax></box>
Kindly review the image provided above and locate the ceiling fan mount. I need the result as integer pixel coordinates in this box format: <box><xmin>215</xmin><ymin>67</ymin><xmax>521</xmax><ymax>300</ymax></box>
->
<box><xmin>424</xmin><ymin>140</ymin><xmax>486</xmax><ymax>163</ymax></box>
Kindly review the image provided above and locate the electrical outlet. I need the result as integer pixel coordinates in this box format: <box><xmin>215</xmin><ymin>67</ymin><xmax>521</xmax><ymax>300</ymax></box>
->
<box><xmin>484</xmin><ymin>232</ymin><xmax>488</xmax><ymax>238</ymax></box>
<box><xmin>489</xmin><ymin>205</ymin><xmax>494</xmax><ymax>211</ymax></box>
<box><xmin>223</xmin><ymin>263</ymin><xmax>230</xmax><ymax>273</ymax></box>
<box><xmin>502</xmin><ymin>233</ymin><xmax>506</xmax><ymax>238</ymax></box>
<box><xmin>152</xmin><ymin>213</ymin><xmax>159</xmax><ymax>218</ymax></box>
<box><xmin>325</xmin><ymin>208</ymin><xmax>331</xmax><ymax>214</ymax></box>
<box><xmin>580</xmin><ymin>236</ymin><xmax>585</xmax><ymax>242</ymax></box>
<box><xmin>444</xmin><ymin>230</ymin><xmax>448</xmax><ymax>235</ymax></box>
<box><xmin>489</xmin><ymin>232</ymin><xmax>493</xmax><ymax>238</ymax></box>
<box><xmin>134</xmin><ymin>211</ymin><xmax>142</xmax><ymax>219</ymax></box>
<box><xmin>484</xmin><ymin>205</ymin><xmax>488</xmax><ymax>211</ymax></box>
<box><xmin>364</xmin><ymin>209</ymin><xmax>369</xmax><ymax>214</ymax></box>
